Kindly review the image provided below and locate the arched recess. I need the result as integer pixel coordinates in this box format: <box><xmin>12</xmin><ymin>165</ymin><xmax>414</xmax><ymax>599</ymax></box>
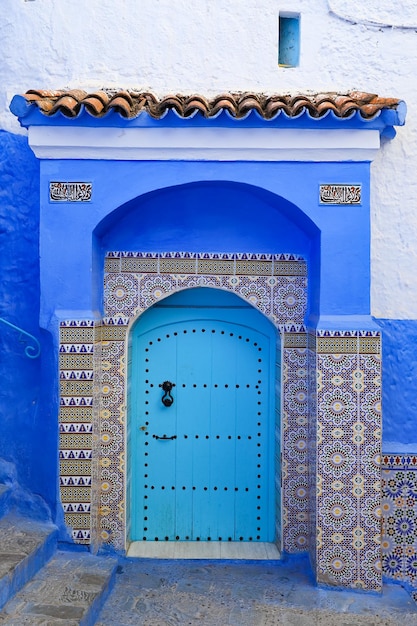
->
<box><xmin>93</xmin><ymin>180</ymin><xmax>321</xmax><ymax>318</ymax></box>
<box><xmin>126</xmin><ymin>287</ymin><xmax>281</xmax><ymax>548</ymax></box>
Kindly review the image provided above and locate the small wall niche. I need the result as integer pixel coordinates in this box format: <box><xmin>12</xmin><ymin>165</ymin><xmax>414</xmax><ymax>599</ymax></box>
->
<box><xmin>278</xmin><ymin>13</ymin><xmax>300</xmax><ymax>68</ymax></box>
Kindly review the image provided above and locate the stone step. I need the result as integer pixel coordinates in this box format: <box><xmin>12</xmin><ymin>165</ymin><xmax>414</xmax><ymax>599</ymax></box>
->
<box><xmin>0</xmin><ymin>550</ymin><xmax>117</xmax><ymax>625</ymax></box>
<box><xmin>0</xmin><ymin>514</ymin><xmax>58</xmax><ymax>610</ymax></box>
<box><xmin>0</xmin><ymin>485</ymin><xmax>11</xmax><ymax>520</ymax></box>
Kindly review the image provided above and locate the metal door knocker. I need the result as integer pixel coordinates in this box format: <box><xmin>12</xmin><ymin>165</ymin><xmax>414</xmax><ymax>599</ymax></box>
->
<box><xmin>159</xmin><ymin>380</ymin><xmax>175</xmax><ymax>407</ymax></box>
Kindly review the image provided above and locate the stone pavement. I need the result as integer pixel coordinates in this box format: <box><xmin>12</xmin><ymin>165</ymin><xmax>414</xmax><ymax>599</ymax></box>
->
<box><xmin>0</xmin><ymin>514</ymin><xmax>57</xmax><ymax>610</ymax></box>
<box><xmin>96</xmin><ymin>555</ymin><xmax>417</xmax><ymax>626</ymax></box>
<box><xmin>0</xmin><ymin>550</ymin><xmax>116</xmax><ymax>625</ymax></box>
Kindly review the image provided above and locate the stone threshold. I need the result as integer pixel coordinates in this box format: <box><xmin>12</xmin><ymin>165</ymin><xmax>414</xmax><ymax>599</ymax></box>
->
<box><xmin>127</xmin><ymin>541</ymin><xmax>281</xmax><ymax>560</ymax></box>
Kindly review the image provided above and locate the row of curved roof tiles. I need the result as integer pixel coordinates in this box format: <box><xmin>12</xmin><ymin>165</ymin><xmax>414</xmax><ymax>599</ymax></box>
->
<box><xmin>14</xmin><ymin>90</ymin><xmax>401</xmax><ymax>120</ymax></box>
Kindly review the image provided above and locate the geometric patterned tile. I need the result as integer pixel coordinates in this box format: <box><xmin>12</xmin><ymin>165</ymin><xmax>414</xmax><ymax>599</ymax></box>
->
<box><xmin>314</xmin><ymin>329</ymin><xmax>382</xmax><ymax>591</ymax></box>
<box><xmin>282</xmin><ymin>345</ymin><xmax>308</xmax><ymax>553</ymax></box>
<box><xmin>59</xmin><ymin>320</ymin><xmax>94</xmax><ymax>545</ymax></box>
<box><xmin>382</xmin><ymin>465</ymin><xmax>417</xmax><ymax>586</ymax></box>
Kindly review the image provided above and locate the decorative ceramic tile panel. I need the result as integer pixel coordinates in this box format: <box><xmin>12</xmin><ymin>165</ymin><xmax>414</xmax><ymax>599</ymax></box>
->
<box><xmin>59</xmin><ymin>320</ymin><xmax>95</xmax><ymax>544</ymax></box>
<box><xmin>307</xmin><ymin>331</ymin><xmax>318</xmax><ymax>575</ymax></box>
<box><xmin>381</xmin><ymin>455</ymin><xmax>417</xmax><ymax>587</ymax></box>
<box><xmin>97</xmin><ymin>320</ymin><xmax>128</xmax><ymax>549</ymax></box>
<box><xmin>104</xmin><ymin>273</ymin><xmax>139</xmax><ymax>317</ymax></box>
<box><xmin>103</xmin><ymin>253</ymin><xmax>308</xmax><ymax>331</ymax></box>
<box><xmin>90</xmin><ymin>324</ymin><xmax>102</xmax><ymax>551</ymax></box>
<box><xmin>315</xmin><ymin>330</ymin><xmax>382</xmax><ymax>591</ymax></box>
<box><xmin>94</xmin><ymin>251</ymin><xmax>309</xmax><ymax>551</ymax></box>
<box><xmin>282</xmin><ymin>339</ymin><xmax>308</xmax><ymax>552</ymax></box>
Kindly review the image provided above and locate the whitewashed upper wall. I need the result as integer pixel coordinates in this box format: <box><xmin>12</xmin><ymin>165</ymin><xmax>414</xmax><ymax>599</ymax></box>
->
<box><xmin>1</xmin><ymin>0</ymin><xmax>416</xmax><ymax>319</ymax></box>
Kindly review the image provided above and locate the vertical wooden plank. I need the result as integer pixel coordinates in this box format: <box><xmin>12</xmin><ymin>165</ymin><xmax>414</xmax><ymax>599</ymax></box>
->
<box><xmin>235</xmin><ymin>328</ymin><xmax>258</xmax><ymax>540</ymax></box>
<box><xmin>189</xmin><ymin>324</ymin><xmax>214</xmax><ymax>540</ymax></box>
<box><xmin>210</xmin><ymin>326</ymin><xmax>237</xmax><ymax>540</ymax></box>
<box><xmin>176</xmin><ymin>323</ymin><xmax>207</xmax><ymax>540</ymax></box>
<box><xmin>134</xmin><ymin>323</ymin><xmax>178</xmax><ymax>540</ymax></box>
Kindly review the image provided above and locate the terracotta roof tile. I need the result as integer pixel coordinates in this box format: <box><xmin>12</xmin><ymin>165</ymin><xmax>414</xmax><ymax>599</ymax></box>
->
<box><xmin>14</xmin><ymin>89</ymin><xmax>402</xmax><ymax>121</ymax></box>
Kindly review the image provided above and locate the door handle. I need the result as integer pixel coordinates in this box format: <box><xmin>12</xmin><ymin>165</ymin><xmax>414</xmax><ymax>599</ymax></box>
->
<box><xmin>153</xmin><ymin>434</ymin><xmax>177</xmax><ymax>440</ymax></box>
<box><xmin>159</xmin><ymin>380</ymin><xmax>175</xmax><ymax>407</ymax></box>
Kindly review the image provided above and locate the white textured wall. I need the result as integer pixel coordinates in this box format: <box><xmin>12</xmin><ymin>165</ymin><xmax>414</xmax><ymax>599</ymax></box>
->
<box><xmin>1</xmin><ymin>0</ymin><xmax>416</xmax><ymax>318</ymax></box>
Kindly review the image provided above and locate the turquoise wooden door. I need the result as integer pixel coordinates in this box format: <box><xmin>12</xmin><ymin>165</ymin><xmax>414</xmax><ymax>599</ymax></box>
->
<box><xmin>129</xmin><ymin>288</ymin><xmax>276</xmax><ymax>542</ymax></box>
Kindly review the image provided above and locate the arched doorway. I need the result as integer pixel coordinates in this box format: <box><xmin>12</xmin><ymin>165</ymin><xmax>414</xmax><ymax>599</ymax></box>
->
<box><xmin>128</xmin><ymin>287</ymin><xmax>280</xmax><ymax>547</ymax></box>
<box><xmin>77</xmin><ymin>181</ymin><xmax>315</xmax><ymax>554</ymax></box>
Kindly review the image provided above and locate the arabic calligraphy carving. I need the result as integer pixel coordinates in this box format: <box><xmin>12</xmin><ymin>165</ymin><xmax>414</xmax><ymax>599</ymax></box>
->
<box><xmin>50</xmin><ymin>182</ymin><xmax>92</xmax><ymax>202</ymax></box>
<box><xmin>319</xmin><ymin>184</ymin><xmax>361</xmax><ymax>205</ymax></box>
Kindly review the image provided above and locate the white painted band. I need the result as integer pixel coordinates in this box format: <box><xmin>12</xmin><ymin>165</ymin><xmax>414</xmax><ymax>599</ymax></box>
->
<box><xmin>29</xmin><ymin>126</ymin><xmax>380</xmax><ymax>162</ymax></box>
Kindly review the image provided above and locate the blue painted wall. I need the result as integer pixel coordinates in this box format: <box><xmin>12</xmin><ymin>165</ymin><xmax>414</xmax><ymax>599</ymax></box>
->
<box><xmin>0</xmin><ymin>131</ymin><xmax>56</xmax><ymax>519</ymax></box>
<box><xmin>377</xmin><ymin>319</ymin><xmax>417</xmax><ymax>450</ymax></box>
<box><xmin>38</xmin><ymin>159</ymin><xmax>369</xmax><ymax>323</ymax></box>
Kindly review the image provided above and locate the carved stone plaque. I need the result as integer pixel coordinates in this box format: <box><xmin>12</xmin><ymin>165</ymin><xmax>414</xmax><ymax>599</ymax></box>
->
<box><xmin>50</xmin><ymin>182</ymin><xmax>92</xmax><ymax>202</ymax></box>
<box><xmin>319</xmin><ymin>184</ymin><xmax>361</xmax><ymax>205</ymax></box>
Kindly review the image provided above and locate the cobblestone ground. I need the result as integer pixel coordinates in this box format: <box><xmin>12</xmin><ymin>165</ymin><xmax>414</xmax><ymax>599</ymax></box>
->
<box><xmin>96</xmin><ymin>556</ymin><xmax>417</xmax><ymax>626</ymax></box>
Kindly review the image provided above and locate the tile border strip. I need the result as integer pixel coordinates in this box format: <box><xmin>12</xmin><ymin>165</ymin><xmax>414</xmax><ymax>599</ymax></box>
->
<box><xmin>382</xmin><ymin>454</ymin><xmax>417</xmax><ymax>470</ymax></box>
<box><xmin>59</xmin><ymin>319</ymin><xmax>96</xmax><ymax>544</ymax></box>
